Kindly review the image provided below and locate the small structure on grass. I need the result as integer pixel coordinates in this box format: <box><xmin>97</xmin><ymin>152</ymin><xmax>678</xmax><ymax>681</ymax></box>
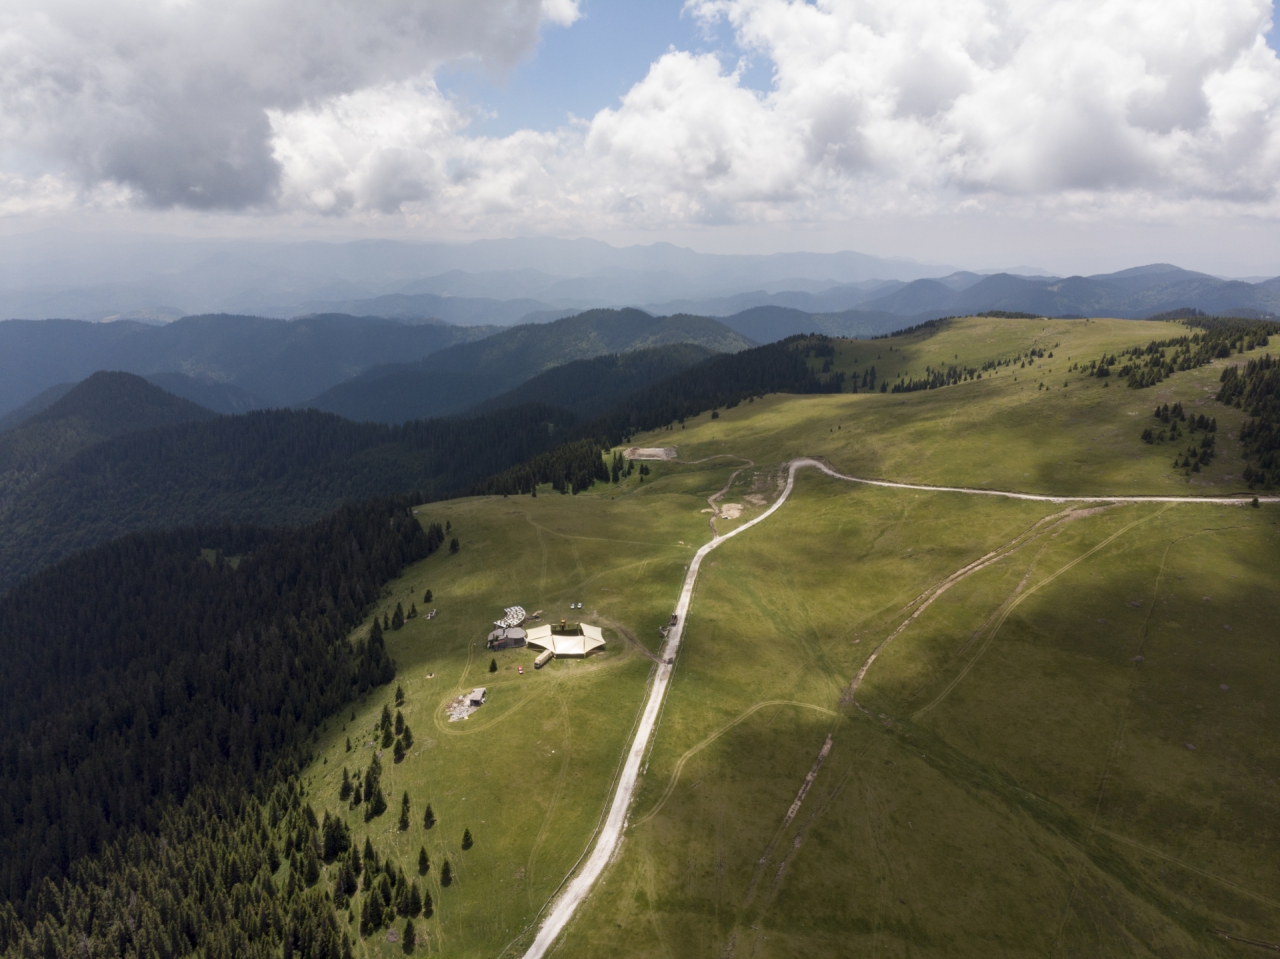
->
<box><xmin>487</xmin><ymin>626</ymin><xmax>527</xmax><ymax>650</ymax></box>
<box><xmin>526</xmin><ymin>621</ymin><xmax>605</xmax><ymax>658</ymax></box>
<box><xmin>468</xmin><ymin>687</ymin><xmax>487</xmax><ymax>707</ymax></box>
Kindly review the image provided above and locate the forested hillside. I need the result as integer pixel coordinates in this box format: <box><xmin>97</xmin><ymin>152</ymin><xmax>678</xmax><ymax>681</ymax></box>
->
<box><xmin>0</xmin><ymin>372</ymin><xmax>214</xmax><ymax>513</ymax></box>
<box><xmin>0</xmin><ymin>497</ymin><xmax>441</xmax><ymax>955</ymax></box>
<box><xmin>0</xmin><ymin>335</ymin><xmax>838</xmax><ymax>593</ymax></box>
<box><xmin>466</xmin><ymin>342</ymin><xmax>715</xmax><ymax>418</ymax></box>
<box><xmin>0</xmin><ymin>403</ymin><xmax>574</xmax><ymax>593</ymax></box>
<box><xmin>304</xmin><ymin>308</ymin><xmax>755</xmax><ymax>423</ymax></box>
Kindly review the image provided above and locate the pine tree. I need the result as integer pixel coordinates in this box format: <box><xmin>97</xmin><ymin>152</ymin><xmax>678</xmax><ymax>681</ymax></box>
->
<box><xmin>423</xmin><ymin>589</ymin><xmax>432</xmax><ymax>603</ymax></box>
<box><xmin>394</xmin><ymin>738</ymin><xmax>406</xmax><ymax>764</ymax></box>
<box><xmin>383</xmin><ymin>613</ymin><xmax>390</xmax><ymax>631</ymax></box>
<box><xmin>395</xmin><ymin>685</ymin><xmax>405</xmax><ymax>706</ymax></box>
<box><xmin>403</xmin><ymin>919</ymin><xmax>417</xmax><ymax>954</ymax></box>
<box><xmin>399</xmin><ymin>792</ymin><xmax>411</xmax><ymax>830</ymax></box>
<box><xmin>345</xmin><ymin>736</ymin><xmax>352</xmax><ymax>752</ymax></box>
<box><xmin>352</xmin><ymin>844</ymin><xmax>363</xmax><ymax>876</ymax></box>
<box><xmin>302</xmin><ymin>844</ymin><xmax>321</xmax><ymax>886</ymax></box>
<box><xmin>395</xmin><ymin>710</ymin><xmax>405</xmax><ymax>735</ymax></box>
<box><xmin>441</xmin><ymin>860</ymin><xmax>452</xmax><ymax>887</ymax></box>
<box><xmin>339</xmin><ymin>768</ymin><xmax>352</xmax><ymax>801</ymax></box>
<box><xmin>449</xmin><ymin>537</ymin><xmax>460</xmax><ymax>554</ymax></box>
<box><xmin>422</xmin><ymin>887</ymin><xmax>434</xmax><ymax>918</ymax></box>
<box><xmin>408</xmin><ymin>603</ymin><xmax>417</xmax><ymax>619</ymax></box>
<box><xmin>380</xmin><ymin>704</ymin><xmax>393</xmax><ymax>732</ymax></box>
<box><xmin>366</xmin><ymin>782</ymin><xmax>387</xmax><ymax>820</ymax></box>
<box><xmin>489</xmin><ymin>658</ymin><xmax>497</xmax><ymax>673</ymax></box>
<box><xmin>418</xmin><ymin>847</ymin><xmax>430</xmax><ymax>875</ymax></box>
<box><xmin>462</xmin><ymin>828</ymin><xmax>473</xmax><ymax>851</ymax></box>
<box><xmin>402</xmin><ymin>723</ymin><xmax>414</xmax><ymax>749</ymax></box>
<box><xmin>407</xmin><ymin>881</ymin><xmax>423</xmax><ymax>917</ymax></box>
<box><xmin>382</xmin><ymin>725</ymin><xmax>395</xmax><ymax>749</ymax></box>
<box><xmin>370</xmin><ymin>617</ymin><xmax>383</xmax><ymax>645</ymax></box>
<box><xmin>423</xmin><ymin>804</ymin><xmax>436</xmax><ymax>829</ymax></box>
<box><xmin>392</xmin><ymin>602</ymin><xmax>405</xmax><ymax>630</ymax></box>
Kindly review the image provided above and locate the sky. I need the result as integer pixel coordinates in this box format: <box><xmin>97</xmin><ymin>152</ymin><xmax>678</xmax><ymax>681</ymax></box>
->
<box><xmin>2</xmin><ymin>0</ymin><xmax>1280</xmax><ymax>275</ymax></box>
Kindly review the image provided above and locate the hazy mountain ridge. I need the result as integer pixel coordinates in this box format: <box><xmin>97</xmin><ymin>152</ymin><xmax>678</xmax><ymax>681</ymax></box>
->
<box><xmin>0</xmin><ymin>312</ymin><xmax>495</xmax><ymax>416</ymax></box>
<box><xmin>303</xmin><ymin>308</ymin><xmax>756</xmax><ymax>424</ymax></box>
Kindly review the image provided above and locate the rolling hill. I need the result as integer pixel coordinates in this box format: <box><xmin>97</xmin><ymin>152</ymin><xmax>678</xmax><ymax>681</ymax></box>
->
<box><xmin>304</xmin><ymin>308</ymin><xmax>756</xmax><ymax>424</ymax></box>
<box><xmin>0</xmin><ymin>371</ymin><xmax>215</xmax><ymax>513</ymax></box>
<box><xmin>465</xmin><ymin>342</ymin><xmax>717</xmax><ymax>418</ymax></box>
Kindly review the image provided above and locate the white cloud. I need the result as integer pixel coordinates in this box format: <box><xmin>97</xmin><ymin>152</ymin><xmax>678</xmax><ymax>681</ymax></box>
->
<box><xmin>4</xmin><ymin>0</ymin><xmax>1279</xmax><ymax>231</ymax></box>
<box><xmin>0</xmin><ymin>0</ymin><xmax>574</xmax><ymax>209</ymax></box>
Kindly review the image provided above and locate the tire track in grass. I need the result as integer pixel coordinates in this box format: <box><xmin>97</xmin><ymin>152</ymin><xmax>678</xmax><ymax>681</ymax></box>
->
<box><xmin>912</xmin><ymin>505</ymin><xmax>1175</xmax><ymax>721</ymax></box>
<box><xmin>634</xmin><ymin>700</ymin><xmax>836</xmax><ymax>827</ymax></box>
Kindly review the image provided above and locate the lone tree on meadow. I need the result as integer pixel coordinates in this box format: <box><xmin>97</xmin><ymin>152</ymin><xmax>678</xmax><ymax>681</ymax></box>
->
<box><xmin>399</xmin><ymin>792</ymin><xmax>411</xmax><ymax>830</ymax></box>
<box><xmin>423</xmin><ymin>803</ymin><xmax>436</xmax><ymax>829</ymax></box>
<box><xmin>440</xmin><ymin>860</ymin><xmax>452</xmax><ymax>887</ymax></box>
<box><xmin>418</xmin><ymin>847</ymin><xmax>430</xmax><ymax>874</ymax></box>
<box><xmin>461</xmin><ymin>828</ymin><xmax>473</xmax><ymax>850</ymax></box>
<box><xmin>449</xmin><ymin>537</ymin><xmax>460</xmax><ymax>554</ymax></box>
<box><xmin>489</xmin><ymin>658</ymin><xmax>497</xmax><ymax>673</ymax></box>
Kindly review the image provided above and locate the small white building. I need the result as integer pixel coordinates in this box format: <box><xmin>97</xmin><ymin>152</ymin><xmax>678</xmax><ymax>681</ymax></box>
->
<box><xmin>468</xmin><ymin>687</ymin><xmax>487</xmax><ymax>707</ymax></box>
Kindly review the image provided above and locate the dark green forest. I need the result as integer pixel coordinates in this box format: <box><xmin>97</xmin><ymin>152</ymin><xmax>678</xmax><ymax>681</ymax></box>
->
<box><xmin>1218</xmin><ymin>353</ymin><xmax>1280</xmax><ymax>487</ymax></box>
<box><xmin>0</xmin><ymin>498</ymin><xmax>445</xmax><ymax>955</ymax></box>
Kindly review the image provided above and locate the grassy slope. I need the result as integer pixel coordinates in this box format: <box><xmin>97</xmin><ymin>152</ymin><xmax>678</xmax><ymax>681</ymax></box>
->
<box><xmin>301</xmin><ymin>316</ymin><xmax>1280</xmax><ymax>957</ymax></box>
<box><xmin>300</xmin><ymin>464</ymin><xmax>741</xmax><ymax>958</ymax></box>
<box><xmin>666</xmin><ymin>316</ymin><xmax>1256</xmax><ymax>498</ymax></box>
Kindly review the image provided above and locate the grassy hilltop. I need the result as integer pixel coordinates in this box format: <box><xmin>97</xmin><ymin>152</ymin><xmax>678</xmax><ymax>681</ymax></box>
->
<box><xmin>299</xmin><ymin>315</ymin><xmax>1279</xmax><ymax>958</ymax></box>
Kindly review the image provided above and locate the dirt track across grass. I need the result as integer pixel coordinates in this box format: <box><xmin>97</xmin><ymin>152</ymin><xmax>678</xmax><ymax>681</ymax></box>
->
<box><xmin>520</xmin><ymin>457</ymin><xmax>1279</xmax><ymax>958</ymax></box>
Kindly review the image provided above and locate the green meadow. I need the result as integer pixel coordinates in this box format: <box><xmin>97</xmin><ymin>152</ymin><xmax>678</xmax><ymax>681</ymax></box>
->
<box><xmin>300</xmin><ymin>464</ymin><xmax>745</xmax><ymax>958</ymax></box>
<box><xmin>300</xmin><ymin>316</ymin><xmax>1279</xmax><ymax>956</ymax></box>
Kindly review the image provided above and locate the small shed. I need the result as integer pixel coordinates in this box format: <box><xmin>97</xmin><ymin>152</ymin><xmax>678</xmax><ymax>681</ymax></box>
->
<box><xmin>468</xmin><ymin>687</ymin><xmax>487</xmax><ymax>707</ymax></box>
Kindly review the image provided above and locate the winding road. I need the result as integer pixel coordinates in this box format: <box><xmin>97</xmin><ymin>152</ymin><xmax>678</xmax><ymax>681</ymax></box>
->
<box><xmin>520</xmin><ymin>459</ymin><xmax>1277</xmax><ymax>958</ymax></box>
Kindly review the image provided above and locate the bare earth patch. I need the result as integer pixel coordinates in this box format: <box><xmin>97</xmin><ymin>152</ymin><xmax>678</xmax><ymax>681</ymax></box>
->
<box><xmin>718</xmin><ymin>503</ymin><xmax>745</xmax><ymax>519</ymax></box>
<box><xmin>624</xmin><ymin>447</ymin><xmax>678</xmax><ymax>460</ymax></box>
<box><xmin>447</xmin><ymin>695</ymin><xmax>479</xmax><ymax>722</ymax></box>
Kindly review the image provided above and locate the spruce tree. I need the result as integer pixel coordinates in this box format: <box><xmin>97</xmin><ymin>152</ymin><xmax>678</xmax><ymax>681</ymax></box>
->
<box><xmin>345</xmin><ymin>736</ymin><xmax>352</xmax><ymax>752</ymax></box>
<box><xmin>489</xmin><ymin>658</ymin><xmax>498</xmax><ymax>673</ymax></box>
<box><xmin>402</xmin><ymin>723</ymin><xmax>414</xmax><ymax>749</ymax></box>
<box><xmin>340</xmin><ymin>767</ymin><xmax>352</xmax><ymax>801</ymax></box>
<box><xmin>392</xmin><ymin>602</ymin><xmax>405</xmax><ymax>630</ymax></box>
<box><xmin>380</xmin><ymin>704</ymin><xmax>393</xmax><ymax>732</ymax></box>
<box><xmin>395</xmin><ymin>710</ymin><xmax>405</xmax><ymax>735</ymax></box>
<box><xmin>418</xmin><ymin>846</ymin><xmax>430</xmax><ymax>874</ymax></box>
<box><xmin>366</xmin><ymin>782</ymin><xmax>387</xmax><ymax>820</ymax></box>
<box><xmin>302</xmin><ymin>845</ymin><xmax>321</xmax><ymax>886</ymax></box>
<box><xmin>382</xmin><ymin>725</ymin><xmax>395</xmax><ymax>749</ymax></box>
<box><xmin>423</xmin><ymin>804</ymin><xmax>436</xmax><ymax>829</ymax></box>
<box><xmin>399</xmin><ymin>792</ymin><xmax>411</xmax><ymax>830</ymax></box>
<box><xmin>450</xmin><ymin>537</ymin><xmax>460</xmax><ymax>554</ymax></box>
<box><xmin>423</xmin><ymin>589</ymin><xmax>432</xmax><ymax>603</ymax></box>
<box><xmin>403</xmin><ymin>919</ymin><xmax>417</xmax><ymax>954</ymax></box>
<box><xmin>422</xmin><ymin>887</ymin><xmax>434</xmax><ymax>918</ymax></box>
<box><xmin>394</xmin><ymin>738</ymin><xmax>406</xmax><ymax>764</ymax></box>
<box><xmin>462</xmin><ymin>828</ymin><xmax>473</xmax><ymax>850</ymax></box>
<box><xmin>407</xmin><ymin>881</ymin><xmax>423</xmax><ymax>917</ymax></box>
<box><xmin>396</xmin><ymin>685</ymin><xmax>405</xmax><ymax>706</ymax></box>
<box><xmin>441</xmin><ymin>860</ymin><xmax>452</xmax><ymax>887</ymax></box>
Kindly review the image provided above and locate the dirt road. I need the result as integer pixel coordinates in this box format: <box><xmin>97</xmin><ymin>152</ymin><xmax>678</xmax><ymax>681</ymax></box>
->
<box><xmin>520</xmin><ymin>459</ymin><xmax>1276</xmax><ymax>957</ymax></box>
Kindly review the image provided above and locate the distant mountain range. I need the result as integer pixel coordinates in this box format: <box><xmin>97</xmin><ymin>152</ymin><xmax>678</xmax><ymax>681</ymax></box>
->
<box><xmin>0</xmin><ymin>313</ymin><xmax>492</xmax><ymax>415</ymax></box>
<box><xmin>303</xmin><ymin>309</ymin><xmax>755</xmax><ymax>423</ymax></box>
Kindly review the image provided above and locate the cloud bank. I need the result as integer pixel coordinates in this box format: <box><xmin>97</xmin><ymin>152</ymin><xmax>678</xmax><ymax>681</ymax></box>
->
<box><xmin>2</xmin><ymin>0</ymin><xmax>1279</xmax><ymax>231</ymax></box>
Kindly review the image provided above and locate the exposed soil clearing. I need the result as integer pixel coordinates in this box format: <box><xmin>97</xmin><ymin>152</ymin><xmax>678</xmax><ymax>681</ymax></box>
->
<box><xmin>519</xmin><ymin>458</ymin><xmax>1278</xmax><ymax>959</ymax></box>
